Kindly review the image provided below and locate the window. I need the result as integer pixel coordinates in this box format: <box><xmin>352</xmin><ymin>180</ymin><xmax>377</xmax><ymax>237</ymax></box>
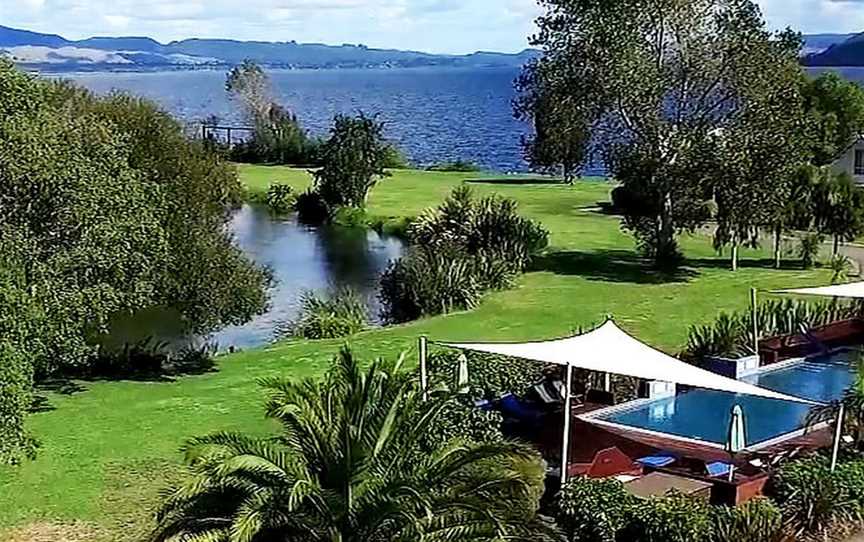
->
<box><xmin>855</xmin><ymin>150</ymin><xmax>864</xmax><ymax>176</ymax></box>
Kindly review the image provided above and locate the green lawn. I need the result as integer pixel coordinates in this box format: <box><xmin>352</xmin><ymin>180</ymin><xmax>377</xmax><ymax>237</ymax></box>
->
<box><xmin>0</xmin><ymin>164</ymin><xmax>829</xmax><ymax>540</ymax></box>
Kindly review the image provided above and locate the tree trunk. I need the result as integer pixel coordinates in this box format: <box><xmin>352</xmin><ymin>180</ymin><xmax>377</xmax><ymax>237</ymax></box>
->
<box><xmin>657</xmin><ymin>191</ymin><xmax>675</xmax><ymax>265</ymax></box>
<box><xmin>774</xmin><ymin>225</ymin><xmax>782</xmax><ymax>269</ymax></box>
<box><xmin>834</xmin><ymin>235</ymin><xmax>840</xmax><ymax>256</ymax></box>
<box><xmin>731</xmin><ymin>234</ymin><xmax>738</xmax><ymax>272</ymax></box>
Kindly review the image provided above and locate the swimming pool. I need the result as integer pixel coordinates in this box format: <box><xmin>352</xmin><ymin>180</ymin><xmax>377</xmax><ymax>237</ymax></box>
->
<box><xmin>590</xmin><ymin>350</ymin><xmax>857</xmax><ymax>448</ymax></box>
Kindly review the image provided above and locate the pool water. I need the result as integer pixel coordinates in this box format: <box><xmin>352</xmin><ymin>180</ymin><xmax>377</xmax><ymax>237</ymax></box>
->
<box><xmin>595</xmin><ymin>350</ymin><xmax>858</xmax><ymax>447</ymax></box>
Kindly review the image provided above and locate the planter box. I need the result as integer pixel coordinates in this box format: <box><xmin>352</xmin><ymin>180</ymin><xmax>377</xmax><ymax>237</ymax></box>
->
<box><xmin>705</xmin><ymin>355</ymin><xmax>761</xmax><ymax>380</ymax></box>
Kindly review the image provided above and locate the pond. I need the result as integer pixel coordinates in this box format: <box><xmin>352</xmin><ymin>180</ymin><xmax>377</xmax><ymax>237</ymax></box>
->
<box><xmin>208</xmin><ymin>204</ymin><xmax>405</xmax><ymax>350</ymax></box>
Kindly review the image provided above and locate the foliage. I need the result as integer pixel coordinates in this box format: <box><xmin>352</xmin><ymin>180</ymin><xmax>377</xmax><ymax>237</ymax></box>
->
<box><xmin>515</xmin><ymin>60</ymin><xmax>591</xmax><ymax>183</ymax></box>
<box><xmin>379</xmin><ymin>245</ymin><xmax>487</xmax><ymax>323</ymax></box>
<box><xmin>556</xmin><ymin>477</ymin><xmax>636</xmax><ymax>542</ymax></box>
<box><xmin>799</xmin><ymin>232</ymin><xmax>824</xmax><ymax>269</ymax></box>
<box><xmin>313</xmin><ymin>113</ymin><xmax>392</xmax><ymax>208</ymax></box>
<box><xmin>283</xmin><ymin>288</ymin><xmax>367</xmax><ymax>340</ymax></box>
<box><xmin>382</xmin><ymin>144</ymin><xmax>410</xmax><ymax>169</ymax></box>
<box><xmin>830</xmin><ymin>254</ymin><xmax>854</xmax><ymax>285</ymax></box>
<box><xmin>295</xmin><ymin>188</ymin><xmax>332</xmax><ymax>224</ymax></box>
<box><xmin>0</xmin><ymin>60</ymin><xmax>270</xmax><ymax>458</ymax></box>
<box><xmin>770</xmin><ymin>455</ymin><xmax>862</xmax><ymax>538</ymax></box>
<box><xmin>802</xmin><ymin>71</ymin><xmax>864</xmax><ymax>167</ymax></box>
<box><xmin>427</xmin><ymin>349</ymin><xmax>546</xmax><ymax>400</ymax></box>
<box><xmin>426</xmin><ymin>159</ymin><xmax>482</xmax><ymax>173</ymax></box>
<box><xmin>711</xmin><ymin>498</ymin><xmax>788</xmax><ymax>542</ymax></box>
<box><xmin>525</xmin><ymin>0</ymin><xmax>806</xmax><ymax>268</ymax></box>
<box><xmin>420</xmin><ymin>396</ymin><xmax>505</xmax><ymax>452</ymax></box>
<box><xmin>153</xmin><ymin>347</ymin><xmax>558</xmax><ymax>542</ymax></box>
<box><xmin>622</xmin><ymin>491</ymin><xmax>714</xmax><ymax>542</ymax></box>
<box><xmin>331</xmin><ymin>206</ymin><xmax>370</xmax><ymax>228</ymax></box>
<box><xmin>231</xmin><ymin>105</ymin><xmax>319</xmax><ymax>166</ymax></box>
<box><xmin>225</xmin><ymin>59</ymin><xmax>272</xmax><ymax>122</ymax></box>
<box><xmin>409</xmin><ymin>185</ymin><xmax>549</xmax><ymax>271</ymax></box>
<box><xmin>265</xmin><ymin>182</ymin><xmax>295</xmax><ymax>214</ymax></box>
<box><xmin>812</xmin><ymin>171</ymin><xmax>864</xmax><ymax>254</ymax></box>
<box><xmin>684</xmin><ymin>298</ymin><xmax>864</xmax><ymax>360</ymax></box>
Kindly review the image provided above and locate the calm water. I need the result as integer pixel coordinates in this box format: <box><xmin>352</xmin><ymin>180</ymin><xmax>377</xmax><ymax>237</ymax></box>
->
<box><xmin>598</xmin><ymin>350</ymin><xmax>857</xmax><ymax>447</ymax></box>
<box><xmin>214</xmin><ymin>205</ymin><xmax>403</xmax><ymax>349</ymax></box>
<box><xmin>67</xmin><ymin>67</ymin><xmax>532</xmax><ymax>172</ymax></box>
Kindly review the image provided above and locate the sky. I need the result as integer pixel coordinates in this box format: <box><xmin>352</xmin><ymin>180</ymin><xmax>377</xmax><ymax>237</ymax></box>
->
<box><xmin>2</xmin><ymin>0</ymin><xmax>864</xmax><ymax>55</ymax></box>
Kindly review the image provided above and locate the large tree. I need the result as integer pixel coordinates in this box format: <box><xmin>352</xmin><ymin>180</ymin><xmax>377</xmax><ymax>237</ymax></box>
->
<box><xmin>523</xmin><ymin>0</ymin><xmax>806</xmax><ymax>267</ymax></box>
<box><xmin>0</xmin><ymin>61</ymin><xmax>270</xmax><ymax>461</ymax></box>
<box><xmin>153</xmin><ymin>348</ymin><xmax>559</xmax><ymax>542</ymax></box>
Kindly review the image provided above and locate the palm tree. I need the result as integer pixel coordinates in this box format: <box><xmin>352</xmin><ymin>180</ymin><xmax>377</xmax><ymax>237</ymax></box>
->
<box><xmin>152</xmin><ymin>347</ymin><xmax>559</xmax><ymax>542</ymax></box>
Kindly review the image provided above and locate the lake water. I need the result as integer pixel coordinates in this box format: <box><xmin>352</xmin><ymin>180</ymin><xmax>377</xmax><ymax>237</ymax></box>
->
<box><xmin>209</xmin><ymin>205</ymin><xmax>404</xmax><ymax>349</ymax></box>
<box><xmin>67</xmin><ymin>66</ymin><xmax>533</xmax><ymax>173</ymax></box>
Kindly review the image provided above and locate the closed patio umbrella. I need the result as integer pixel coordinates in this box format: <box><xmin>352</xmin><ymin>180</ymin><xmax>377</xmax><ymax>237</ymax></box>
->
<box><xmin>725</xmin><ymin>404</ymin><xmax>746</xmax><ymax>482</ymax></box>
<box><xmin>456</xmin><ymin>353</ymin><xmax>469</xmax><ymax>393</ymax></box>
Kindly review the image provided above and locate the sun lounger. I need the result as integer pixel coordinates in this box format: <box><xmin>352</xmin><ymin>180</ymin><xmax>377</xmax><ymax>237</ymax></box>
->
<box><xmin>568</xmin><ymin>447</ymin><xmax>643</xmax><ymax>479</ymax></box>
<box><xmin>705</xmin><ymin>461</ymin><xmax>732</xmax><ymax>478</ymax></box>
<box><xmin>636</xmin><ymin>453</ymin><xmax>677</xmax><ymax>468</ymax></box>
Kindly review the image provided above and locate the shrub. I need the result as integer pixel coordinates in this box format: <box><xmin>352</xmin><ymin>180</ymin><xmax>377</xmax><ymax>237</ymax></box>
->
<box><xmin>420</xmin><ymin>396</ymin><xmax>504</xmax><ymax>452</ymax></box>
<box><xmin>382</xmin><ymin>144</ymin><xmax>410</xmax><ymax>169</ymax></box>
<box><xmin>427</xmin><ymin>349</ymin><xmax>546</xmax><ymax>400</ymax></box>
<box><xmin>799</xmin><ymin>232</ymin><xmax>824</xmax><ymax>269</ymax></box>
<box><xmin>426</xmin><ymin>159</ymin><xmax>482</xmax><ymax>172</ymax></box>
<box><xmin>369</xmin><ymin>215</ymin><xmax>414</xmax><ymax>239</ymax></box>
<box><xmin>409</xmin><ymin>185</ymin><xmax>548</xmax><ymax>270</ymax></box>
<box><xmin>621</xmin><ymin>491</ymin><xmax>714</xmax><ymax>542</ymax></box>
<box><xmin>770</xmin><ymin>455</ymin><xmax>861</xmax><ymax>538</ymax></box>
<box><xmin>331</xmin><ymin>206</ymin><xmax>369</xmax><ymax>228</ymax></box>
<box><xmin>265</xmin><ymin>183</ymin><xmax>295</xmax><ymax>214</ymax></box>
<box><xmin>711</xmin><ymin>498</ymin><xmax>787</xmax><ymax>542</ymax></box>
<box><xmin>379</xmin><ymin>246</ymin><xmax>486</xmax><ymax>323</ymax></box>
<box><xmin>295</xmin><ymin>189</ymin><xmax>332</xmax><ymax>224</ymax></box>
<box><xmin>285</xmin><ymin>288</ymin><xmax>367</xmax><ymax>340</ymax></box>
<box><xmin>556</xmin><ymin>477</ymin><xmax>636</xmax><ymax>542</ymax></box>
<box><xmin>830</xmin><ymin>254</ymin><xmax>854</xmax><ymax>284</ymax></box>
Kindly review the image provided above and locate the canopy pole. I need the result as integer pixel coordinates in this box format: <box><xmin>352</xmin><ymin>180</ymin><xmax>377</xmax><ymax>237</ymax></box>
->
<box><xmin>560</xmin><ymin>364</ymin><xmax>574</xmax><ymax>488</ymax></box>
<box><xmin>832</xmin><ymin>402</ymin><xmax>845</xmax><ymax>472</ymax></box>
<box><xmin>419</xmin><ymin>335</ymin><xmax>429</xmax><ymax>402</ymax></box>
<box><xmin>751</xmin><ymin>287</ymin><xmax>759</xmax><ymax>359</ymax></box>
<box><xmin>604</xmin><ymin>373</ymin><xmax>611</xmax><ymax>392</ymax></box>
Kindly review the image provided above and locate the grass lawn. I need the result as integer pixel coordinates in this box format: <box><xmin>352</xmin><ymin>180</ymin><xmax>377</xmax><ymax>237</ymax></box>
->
<box><xmin>0</xmin><ymin>164</ymin><xmax>830</xmax><ymax>540</ymax></box>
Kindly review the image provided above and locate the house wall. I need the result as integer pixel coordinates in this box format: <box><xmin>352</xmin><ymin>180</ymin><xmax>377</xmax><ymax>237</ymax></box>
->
<box><xmin>833</xmin><ymin>139</ymin><xmax>864</xmax><ymax>184</ymax></box>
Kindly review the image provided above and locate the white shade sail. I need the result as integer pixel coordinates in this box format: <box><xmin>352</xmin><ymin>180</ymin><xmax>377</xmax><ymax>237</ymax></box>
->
<box><xmin>774</xmin><ymin>281</ymin><xmax>864</xmax><ymax>299</ymax></box>
<box><xmin>439</xmin><ymin>320</ymin><xmax>818</xmax><ymax>405</ymax></box>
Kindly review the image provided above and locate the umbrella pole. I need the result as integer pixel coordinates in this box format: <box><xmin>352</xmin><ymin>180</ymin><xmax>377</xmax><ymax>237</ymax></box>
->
<box><xmin>419</xmin><ymin>336</ymin><xmax>428</xmax><ymax>402</ymax></box>
<box><xmin>560</xmin><ymin>364</ymin><xmax>574</xmax><ymax>488</ymax></box>
<box><xmin>751</xmin><ymin>288</ymin><xmax>759</xmax><ymax>358</ymax></box>
<box><xmin>832</xmin><ymin>402</ymin><xmax>846</xmax><ymax>472</ymax></box>
<box><xmin>728</xmin><ymin>455</ymin><xmax>735</xmax><ymax>483</ymax></box>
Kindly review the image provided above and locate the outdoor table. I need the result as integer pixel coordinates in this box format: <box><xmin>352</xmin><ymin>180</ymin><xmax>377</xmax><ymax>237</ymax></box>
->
<box><xmin>624</xmin><ymin>471</ymin><xmax>713</xmax><ymax>500</ymax></box>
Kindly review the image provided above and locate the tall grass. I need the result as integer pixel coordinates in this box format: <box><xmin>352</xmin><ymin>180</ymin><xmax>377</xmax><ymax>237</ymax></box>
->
<box><xmin>282</xmin><ymin>288</ymin><xmax>367</xmax><ymax>340</ymax></box>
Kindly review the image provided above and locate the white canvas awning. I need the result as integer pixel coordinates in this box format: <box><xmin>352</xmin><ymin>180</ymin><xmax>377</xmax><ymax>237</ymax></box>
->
<box><xmin>439</xmin><ymin>320</ymin><xmax>818</xmax><ymax>405</ymax></box>
<box><xmin>774</xmin><ymin>281</ymin><xmax>864</xmax><ymax>299</ymax></box>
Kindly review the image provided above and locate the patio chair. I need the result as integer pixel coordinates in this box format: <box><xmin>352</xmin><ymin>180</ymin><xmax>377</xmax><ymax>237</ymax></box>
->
<box><xmin>499</xmin><ymin>393</ymin><xmax>544</xmax><ymax>423</ymax></box>
<box><xmin>705</xmin><ymin>461</ymin><xmax>732</xmax><ymax>478</ymax></box>
<box><xmin>568</xmin><ymin>447</ymin><xmax>643</xmax><ymax>479</ymax></box>
<box><xmin>636</xmin><ymin>452</ymin><xmax>678</xmax><ymax>469</ymax></box>
<box><xmin>585</xmin><ymin>389</ymin><xmax>615</xmax><ymax>406</ymax></box>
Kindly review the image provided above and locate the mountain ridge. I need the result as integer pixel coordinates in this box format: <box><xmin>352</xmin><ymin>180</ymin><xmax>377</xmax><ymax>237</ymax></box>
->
<box><xmin>0</xmin><ymin>24</ymin><xmax>537</xmax><ymax>71</ymax></box>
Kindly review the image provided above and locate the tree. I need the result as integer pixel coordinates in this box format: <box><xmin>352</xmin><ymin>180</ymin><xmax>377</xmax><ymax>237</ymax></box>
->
<box><xmin>153</xmin><ymin>347</ymin><xmax>559</xmax><ymax>542</ymax></box>
<box><xmin>0</xmin><ymin>60</ymin><xmax>270</xmax><ymax>459</ymax></box>
<box><xmin>812</xmin><ymin>170</ymin><xmax>864</xmax><ymax>255</ymax></box>
<box><xmin>225</xmin><ymin>59</ymin><xmax>273</xmax><ymax>122</ymax></box>
<box><xmin>314</xmin><ymin>113</ymin><xmax>391</xmax><ymax>208</ymax></box>
<box><xmin>525</xmin><ymin>0</ymin><xmax>806</xmax><ymax>267</ymax></box>
<box><xmin>803</xmin><ymin>71</ymin><xmax>864</xmax><ymax>168</ymax></box>
<box><xmin>515</xmin><ymin>61</ymin><xmax>591</xmax><ymax>183</ymax></box>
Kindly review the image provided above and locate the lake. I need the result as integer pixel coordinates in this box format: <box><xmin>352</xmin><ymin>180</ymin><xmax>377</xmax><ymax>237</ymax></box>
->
<box><xmin>67</xmin><ymin>66</ymin><xmax>533</xmax><ymax>173</ymax></box>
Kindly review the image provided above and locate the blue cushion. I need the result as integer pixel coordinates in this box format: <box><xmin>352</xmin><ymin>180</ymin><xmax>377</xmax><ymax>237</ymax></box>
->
<box><xmin>706</xmin><ymin>461</ymin><xmax>732</xmax><ymax>477</ymax></box>
<box><xmin>637</xmin><ymin>454</ymin><xmax>677</xmax><ymax>468</ymax></box>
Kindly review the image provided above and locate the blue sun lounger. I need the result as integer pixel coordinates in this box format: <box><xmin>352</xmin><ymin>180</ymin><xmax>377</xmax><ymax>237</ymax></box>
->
<box><xmin>636</xmin><ymin>453</ymin><xmax>677</xmax><ymax>468</ymax></box>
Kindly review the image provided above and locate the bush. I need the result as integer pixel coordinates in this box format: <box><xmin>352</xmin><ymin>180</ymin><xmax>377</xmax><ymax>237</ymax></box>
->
<box><xmin>409</xmin><ymin>185</ymin><xmax>548</xmax><ymax>271</ymax></box>
<box><xmin>556</xmin><ymin>477</ymin><xmax>636</xmax><ymax>542</ymax></box>
<box><xmin>770</xmin><ymin>455</ymin><xmax>862</xmax><ymax>538</ymax></box>
<box><xmin>265</xmin><ymin>183</ymin><xmax>295</xmax><ymax>214</ymax></box>
<box><xmin>379</xmin><ymin>246</ymin><xmax>486</xmax><ymax>323</ymax></box>
<box><xmin>420</xmin><ymin>396</ymin><xmax>504</xmax><ymax>452</ymax></box>
<box><xmin>799</xmin><ymin>232</ymin><xmax>824</xmax><ymax>269</ymax></box>
<box><xmin>711</xmin><ymin>498</ymin><xmax>787</xmax><ymax>542</ymax></box>
<box><xmin>295</xmin><ymin>189</ymin><xmax>332</xmax><ymax>224</ymax></box>
<box><xmin>427</xmin><ymin>349</ymin><xmax>546</xmax><ymax>400</ymax></box>
<box><xmin>369</xmin><ymin>215</ymin><xmax>414</xmax><ymax>239</ymax></box>
<box><xmin>284</xmin><ymin>288</ymin><xmax>367</xmax><ymax>340</ymax></box>
<box><xmin>382</xmin><ymin>144</ymin><xmax>410</xmax><ymax>169</ymax></box>
<box><xmin>622</xmin><ymin>491</ymin><xmax>714</xmax><ymax>542</ymax></box>
<box><xmin>331</xmin><ymin>206</ymin><xmax>369</xmax><ymax>228</ymax></box>
<box><xmin>426</xmin><ymin>159</ymin><xmax>482</xmax><ymax>172</ymax></box>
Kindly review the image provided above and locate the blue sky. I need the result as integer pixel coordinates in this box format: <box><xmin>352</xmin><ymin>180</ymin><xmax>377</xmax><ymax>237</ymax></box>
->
<box><xmin>2</xmin><ymin>0</ymin><xmax>864</xmax><ymax>55</ymax></box>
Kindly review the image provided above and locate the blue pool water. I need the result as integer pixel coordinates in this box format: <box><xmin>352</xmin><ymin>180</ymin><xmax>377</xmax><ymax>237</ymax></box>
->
<box><xmin>596</xmin><ymin>350</ymin><xmax>857</xmax><ymax>447</ymax></box>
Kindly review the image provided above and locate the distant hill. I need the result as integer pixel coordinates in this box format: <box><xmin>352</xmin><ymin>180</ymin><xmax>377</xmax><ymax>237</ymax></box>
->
<box><xmin>805</xmin><ymin>33</ymin><xmax>864</xmax><ymax>66</ymax></box>
<box><xmin>802</xmin><ymin>33</ymin><xmax>856</xmax><ymax>56</ymax></box>
<box><xmin>0</xmin><ymin>24</ymin><xmax>538</xmax><ymax>72</ymax></box>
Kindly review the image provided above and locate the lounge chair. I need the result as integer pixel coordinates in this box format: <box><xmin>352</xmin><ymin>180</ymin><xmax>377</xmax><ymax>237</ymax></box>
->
<box><xmin>705</xmin><ymin>461</ymin><xmax>732</xmax><ymax>478</ymax></box>
<box><xmin>499</xmin><ymin>393</ymin><xmax>544</xmax><ymax>423</ymax></box>
<box><xmin>585</xmin><ymin>389</ymin><xmax>615</xmax><ymax>406</ymax></box>
<box><xmin>568</xmin><ymin>447</ymin><xmax>643</xmax><ymax>479</ymax></box>
<box><xmin>636</xmin><ymin>453</ymin><xmax>677</xmax><ymax>469</ymax></box>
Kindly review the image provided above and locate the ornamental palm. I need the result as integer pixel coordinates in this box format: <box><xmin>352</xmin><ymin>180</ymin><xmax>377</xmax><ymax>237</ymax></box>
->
<box><xmin>152</xmin><ymin>347</ymin><xmax>559</xmax><ymax>542</ymax></box>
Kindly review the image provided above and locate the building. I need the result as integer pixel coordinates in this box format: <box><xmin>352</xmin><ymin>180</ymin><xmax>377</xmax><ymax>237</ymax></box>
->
<box><xmin>833</xmin><ymin>138</ymin><xmax>864</xmax><ymax>184</ymax></box>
